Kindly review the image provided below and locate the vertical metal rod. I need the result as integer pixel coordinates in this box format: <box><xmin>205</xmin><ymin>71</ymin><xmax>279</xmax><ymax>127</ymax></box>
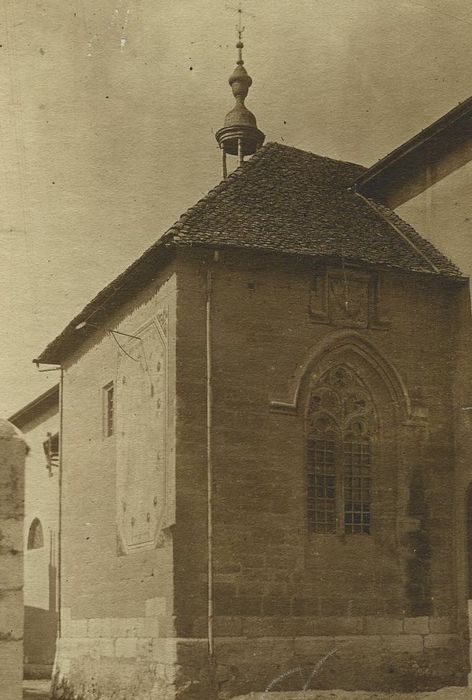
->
<box><xmin>222</xmin><ymin>148</ymin><xmax>227</xmax><ymax>180</ymax></box>
<box><xmin>237</xmin><ymin>138</ymin><xmax>243</xmax><ymax>167</ymax></box>
<box><xmin>206</xmin><ymin>263</ymin><xmax>214</xmax><ymax>663</ymax></box>
<box><xmin>58</xmin><ymin>366</ymin><xmax>64</xmax><ymax>637</ymax></box>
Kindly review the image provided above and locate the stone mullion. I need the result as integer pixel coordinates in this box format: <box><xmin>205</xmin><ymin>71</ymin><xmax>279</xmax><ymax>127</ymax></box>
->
<box><xmin>336</xmin><ymin>433</ymin><xmax>345</xmax><ymax>535</ymax></box>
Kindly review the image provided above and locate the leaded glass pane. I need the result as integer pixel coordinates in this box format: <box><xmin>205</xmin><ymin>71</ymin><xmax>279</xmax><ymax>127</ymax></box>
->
<box><xmin>306</xmin><ymin>365</ymin><xmax>376</xmax><ymax>536</ymax></box>
<box><xmin>343</xmin><ymin>438</ymin><xmax>371</xmax><ymax>534</ymax></box>
<box><xmin>307</xmin><ymin>437</ymin><xmax>336</xmax><ymax>533</ymax></box>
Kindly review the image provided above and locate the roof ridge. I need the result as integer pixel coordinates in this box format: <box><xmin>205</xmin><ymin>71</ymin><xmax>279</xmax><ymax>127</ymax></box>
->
<box><xmin>264</xmin><ymin>141</ymin><xmax>367</xmax><ymax>171</ymax></box>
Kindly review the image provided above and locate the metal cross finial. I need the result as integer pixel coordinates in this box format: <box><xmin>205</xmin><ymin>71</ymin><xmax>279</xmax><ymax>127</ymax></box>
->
<box><xmin>225</xmin><ymin>2</ymin><xmax>256</xmax><ymax>43</ymax></box>
<box><xmin>225</xmin><ymin>1</ymin><xmax>255</xmax><ymax>19</ymax></box>
<box><xmin>226</xmin><ymin>2</ymin><xmax>255</xmax><ymax>65</ymax></box>
<box><xmin>237</xmin><ymin>3</ymin><xmax>245</xmax><ymax>39</ymax></box>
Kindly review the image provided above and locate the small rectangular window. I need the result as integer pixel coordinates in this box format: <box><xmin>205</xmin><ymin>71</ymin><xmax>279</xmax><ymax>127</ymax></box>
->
<box><xmin>103</xmin><ymin>382</ymin><xmax>114</xmax><ymax>437</ymax></box>
<box><xmin>43</xmin><ymin>432</ymin><xmax>59</xmax><ymax>474</ymax></box>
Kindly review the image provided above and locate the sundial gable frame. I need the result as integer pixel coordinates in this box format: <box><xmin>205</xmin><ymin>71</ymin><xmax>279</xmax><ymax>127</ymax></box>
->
<box><xmin>115</xmin><ymin>307</ymin><xmax>172</xmax><ymax>555</ymax></box>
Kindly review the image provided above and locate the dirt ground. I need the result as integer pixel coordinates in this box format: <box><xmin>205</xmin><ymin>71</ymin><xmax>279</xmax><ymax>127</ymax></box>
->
<box><xmin>21</xmin><ymin>681</ymin><xmax>472</xmax><ymax>699</ymax></box>
<box><xmin>232</xmin><ymin>689</ymin><xmax>472</xmax><ymax>699</ymax></box>
<box><xmin>23</xmin><ymin>679</ymin><xmax>51</xmax><ymax>699</ymax></box>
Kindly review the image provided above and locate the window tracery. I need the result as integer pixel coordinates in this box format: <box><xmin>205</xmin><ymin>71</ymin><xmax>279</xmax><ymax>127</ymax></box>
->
<box><xmin>306</xmin><ymin>366</ymin><xmax>376</xmax><ymax>534</ymax></box>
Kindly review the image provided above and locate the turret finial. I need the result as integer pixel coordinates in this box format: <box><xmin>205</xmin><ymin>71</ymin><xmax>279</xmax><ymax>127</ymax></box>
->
<box><xmin>215</xmin><ymin>13</ymin><xmax>265</xmax><ymax>176</ymax></box>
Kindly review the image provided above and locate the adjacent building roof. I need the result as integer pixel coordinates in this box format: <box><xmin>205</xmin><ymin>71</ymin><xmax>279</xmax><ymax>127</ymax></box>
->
<box><xmin>9</xmin><ymin>384</ymin><xmax>59</xmax><ymax>429</ymax></box>
<box><xmin>355</xmin><ymin>95</ymin><xmax>472</xmax><ymax>208</ymax></box>
<box><xmin>36</xmin><ymin>142</ymin><xmax>461</xmax><ymax>365</ymax></box>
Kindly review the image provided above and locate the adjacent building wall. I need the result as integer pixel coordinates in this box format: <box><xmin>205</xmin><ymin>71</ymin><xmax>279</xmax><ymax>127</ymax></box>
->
<box><xmin>0</xmin><ymin>419</ymin><xmax>27</xmax><ymax>700</ymax></box>
<box><xmin>398</xmin><ymin>161</ymin><xmax>472</xmax><ymax>285</ymax></box>
<box><xmin>11</xmin><ymin>388</ymin><xmax>60</xmax><ymax>678</ymax></box>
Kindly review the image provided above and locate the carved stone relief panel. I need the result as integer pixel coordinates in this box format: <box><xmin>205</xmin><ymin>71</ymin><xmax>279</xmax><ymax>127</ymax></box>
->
<box><xmin>309</xmin><ymin>266</ymin><xmax>389</xmax><ymax>329</ymax></box>
<box><xmin>328</xmin><ymin>271</ymin><xmax>370</xmax><ymax>327</ymax></box>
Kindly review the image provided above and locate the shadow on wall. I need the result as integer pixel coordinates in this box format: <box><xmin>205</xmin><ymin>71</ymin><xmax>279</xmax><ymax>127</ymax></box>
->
<box><xmin>24</xmin><ymin>605</ymin><xmax>58</xmax><ymax>679</ymax></box>
<box><xmin>24</xmin><ymin>559</ymin><xmax>58</xmax><ymax>680</ymax></box>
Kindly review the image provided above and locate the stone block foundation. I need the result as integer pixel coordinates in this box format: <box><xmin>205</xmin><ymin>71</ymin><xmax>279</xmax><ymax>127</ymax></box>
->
<box><xmin>50</xmin><ymin>628</ymin><xmax>467</xmax><ymax>699</ymax></box>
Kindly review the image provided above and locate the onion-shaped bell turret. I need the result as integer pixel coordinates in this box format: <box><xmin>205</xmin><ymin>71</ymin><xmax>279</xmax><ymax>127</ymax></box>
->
<box><xmin>216</xmin><ymin>40</ymin><xmax>265</xmax><ymax>159</ymax></box>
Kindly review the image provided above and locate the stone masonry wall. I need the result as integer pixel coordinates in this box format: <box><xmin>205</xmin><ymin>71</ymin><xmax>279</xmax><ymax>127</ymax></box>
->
<box><xmin>52</xmin><ymin>269</ymin><xmax>178</xmax><ymax>699</ymax></box>
<box><xmin>448</xmin><ymin>281</ymin><xmax>472</xmax><ymax>684</ymax></box>
<box><xmin>174</xmin><ymin>249</ymin><xmax>468</xmax><ymax>698</ymax></box>
<box><xmin>47</xmin><ymin>247</ymin><xmax>470</xmax><ymax>699</ymax></box>
<box><xmin>0</xmin><ymin>420</ymin><xmax>27</xmax><ymax>700</ymax></box>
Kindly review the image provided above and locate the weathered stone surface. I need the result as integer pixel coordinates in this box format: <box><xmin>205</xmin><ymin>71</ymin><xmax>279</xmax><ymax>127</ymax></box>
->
<box><xmin>0</xmin><ymin>420</ymin><xmax>26</xmax><ymax>700</ymax></box>
<box><xmin>423</xmin><ymin>634</ymin><xmax>460</xmax><ymax>649</ymax></box>
<box><xmin>404</xmin><ymin>617</ymin><xmax>430</xmax><ymax>635</ymax></box>
<box><xmin>364</xmin><ymin>616</ymin><xmax>404</xmax><ymax>635</ymax></box>
<box><xmin>0</xmin><ymin>589</ymin><xmax>23</xmax><ymax>639</ymax></box>
<box><xmin>379</xmin><ymin>634</ymin><xmax>424</xmax><ymax>654</ymax></box>
<box><xmin>428</xmin><ymin>617</ymin><xmax>453</xmax><ymax>634</ymax></box>
<box><xmin>0</xmin><ymin>640</ymin><xmax>23</xmax><ymax>694</ymax></box>
<box><xmin>312</xmin><ymin>617</ymin><xmax>363</xmax><ymax>636</ymax></box>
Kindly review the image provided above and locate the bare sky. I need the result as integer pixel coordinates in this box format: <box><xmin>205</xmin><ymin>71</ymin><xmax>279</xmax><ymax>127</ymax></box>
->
<box><xmin>2</xmin><ymin>0</ymin><xmax>471</xmax><ymax>416</ymax></box>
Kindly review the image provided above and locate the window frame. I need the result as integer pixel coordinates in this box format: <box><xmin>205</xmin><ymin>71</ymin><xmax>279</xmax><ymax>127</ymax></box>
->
<box><xmin>43</xmin><ymin>431</ymin><xmax>59</xmax><ymax>474</ymax></box>
<box><xmin>305</xmin><ymin>366</ymin><xmax>375</xmax><ymax>536</ymax></box>
<box><xmin>103</xmin><ymin>381</ymin><xmax>115</xmax><ymax>438</ymax></box>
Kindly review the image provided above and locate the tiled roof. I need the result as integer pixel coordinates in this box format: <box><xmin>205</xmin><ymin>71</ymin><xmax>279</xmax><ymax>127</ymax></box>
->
<box><xmin>171</xmin><ymin>142</ymin><xmax>459</xmax><ymax>275</ymax></box>
<box><xmin>35</xmin><ymin>142</ymin><xmax>462</xmax><ymax>364</ymax></box>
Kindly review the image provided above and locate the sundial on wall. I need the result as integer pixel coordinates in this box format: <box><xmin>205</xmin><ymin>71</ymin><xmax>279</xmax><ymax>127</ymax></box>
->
<box><xmin>115</xmin><ymin>315</ymin><xmax>168</xmax><ymax>554</ymax></box>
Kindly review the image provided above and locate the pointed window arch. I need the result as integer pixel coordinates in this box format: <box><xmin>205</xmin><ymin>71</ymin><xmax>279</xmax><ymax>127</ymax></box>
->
<box><xmin>306</xmin><ymin>366</ymin><xmax>377</xmax><ymax>534</ymax></box>
<box><xmin>27</xmin><ymin>518</ymin><xmax>44</xmax><ymax>550</ymax></box>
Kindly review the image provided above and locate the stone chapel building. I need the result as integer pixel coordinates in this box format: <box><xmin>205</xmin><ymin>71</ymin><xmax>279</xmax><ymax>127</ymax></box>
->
<box><xmin>33</xmin><ymin>42</ymin><xmax>472</xmax><ymax>700</ymax></box>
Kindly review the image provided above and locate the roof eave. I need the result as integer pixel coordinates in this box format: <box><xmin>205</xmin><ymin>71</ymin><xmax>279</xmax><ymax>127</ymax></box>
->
<box><xmin>9</xmin><ymin>383</ymin><xmax>60</xmax><ymax>427</ymax></box>
<box><xmin>173</xmin><ymin>239</ymin><xmax>466</xmax><ymax>281</ymax></box>
<box><xmin>33</xmin><ymin>146</ymin><xmax>277</xmax><ymax>366</ymax></box>
<box><xmin>34</xmin><ymin>238</ymin><xmax>177</xmax><ymax>366</ymax></box>
<box><xmin>355</xmin><ymin>96</ymin><xmax>472</xmax><ymax>207</ymax></box>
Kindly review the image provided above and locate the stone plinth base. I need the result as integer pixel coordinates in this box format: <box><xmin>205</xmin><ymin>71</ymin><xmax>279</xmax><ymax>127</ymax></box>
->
<box><xmin>51</xmin><ymin>631</ymin><xmax>467</xmax><ymax>699</ymax></box>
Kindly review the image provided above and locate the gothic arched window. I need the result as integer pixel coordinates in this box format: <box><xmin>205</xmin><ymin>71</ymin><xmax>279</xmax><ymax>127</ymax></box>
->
<box><xmin>27</xmin><ymin>518</ymin><xmax>44</xmax><ymax>550</ymax></box>
<box><xmin>306</xmin><ymin>366</ymin><xmax>376</xmax><ymax>535</ymax></box>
